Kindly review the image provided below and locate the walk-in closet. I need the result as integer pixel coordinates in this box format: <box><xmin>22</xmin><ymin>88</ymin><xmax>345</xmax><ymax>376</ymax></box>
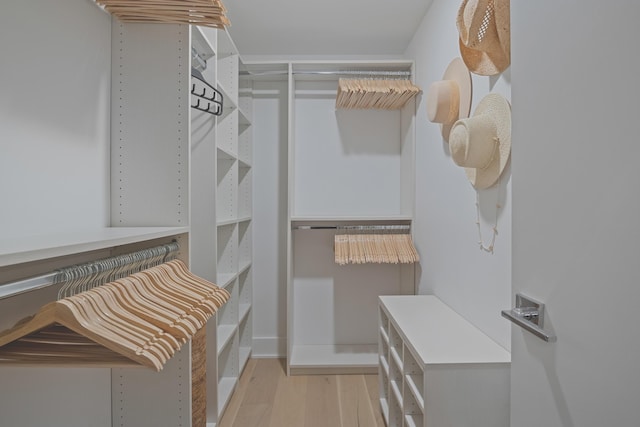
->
<box><xmin>7</xmin><ymin>1</ymin><xmax>634</xmax><ymax>427</ymax></box>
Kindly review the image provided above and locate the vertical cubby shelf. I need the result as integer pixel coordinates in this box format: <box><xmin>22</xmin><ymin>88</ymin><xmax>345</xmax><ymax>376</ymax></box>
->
<box><xmin>210</xmin><ymin>29</ymin><xmax>253</xmax><ymax>425</ymax></box>
<box><xmin>378</xmin><ymin>296</ymin><xmax>511</xmax><ymax>427</ymax></box>
<box><xmin>217</xmin><ymin>331</ymin><xmax>239</xmax><ymax>416</ymax></box>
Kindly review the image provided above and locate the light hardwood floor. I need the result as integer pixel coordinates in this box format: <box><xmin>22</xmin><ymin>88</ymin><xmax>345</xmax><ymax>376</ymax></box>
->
<box><xmin>218</xmin><ymin>358</ymin><xmax>386</xmax><ymax>427</ymax></box>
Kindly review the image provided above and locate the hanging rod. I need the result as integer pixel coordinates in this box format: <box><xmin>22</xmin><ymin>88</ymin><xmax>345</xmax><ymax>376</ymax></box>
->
<box><xmin>241</xmin><ymin>69</ymin><xmax>412</xmax><ymax>78</ymax></box>
<box><xmin>0</xmin><ymin>242</ymin><xmax>180</xmax><ymax>301</ymax></box>
<box><xmin>293</xmin><ymin>225</ymin><xmax>411</xmax><ymax>231</ymax></box>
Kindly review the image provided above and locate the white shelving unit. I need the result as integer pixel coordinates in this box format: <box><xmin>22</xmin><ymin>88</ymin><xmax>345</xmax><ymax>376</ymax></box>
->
<box><xmin>193</xmin><ymin>28</ymin><xmax>253</xmax><ymax>425</ymax></box>
<box><xmin>0</xmin><ymin>4</ymin><xmax>252</xmax><ymax>426</ymax></box>
<box><xmin>0</xmin><ymin>2</ymin><xmax>196</xmax><ymax>425</ymax></box>
<box><xmin>266</xmin><ymin>60</ymin><xmax>418</xmax><ymax>375</ymax></box>
<box><xmin>378</xmin><ymin>296</ymin><xmax>511</xmax><ymax>427</ymax></box>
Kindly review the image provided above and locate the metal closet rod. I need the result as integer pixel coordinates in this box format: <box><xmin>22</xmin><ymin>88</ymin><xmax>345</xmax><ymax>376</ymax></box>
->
<box><xmin>293</xmin><ymin>225</ymin><xmax>411</xmax><ymax>231</ymax></box>
<box><xmin>241</xmin><ymin>69</ymin><xmax>412</xmax><ymax>78</ymax></box>
<box><xmin>0</xmin><ymin>242</ymin><xmax>180</xmax><ymax>301</ymax></box>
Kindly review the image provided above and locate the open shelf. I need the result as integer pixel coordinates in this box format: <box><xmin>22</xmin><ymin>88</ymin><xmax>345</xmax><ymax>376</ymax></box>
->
<box><xmin>191</xmin><ymin>26</ymin><xmax>216</xmax><ymax>61</ymax></box>
<box><xmin>289</xmin><ymin>344</ymin><xmax>378</xmax><ymax>375</ymax></box>
<box><xmin>0</xmin><ymin>227</ymin><xmax>189</xmax><ymax>268</ymax></box>
<box><xmin>217</xmin><ymin>377</ymin><xmax>236</xmax><ymax>418</ymax></box>
<box><xmin>379</xmin><ymin>296</ymin><xmax>511</xmax><ymax>427</ymax></box>
<box><xmin>217</xmin><ymin>273</ymin><xmax>237</xmax><ymax>289</ymax></box>
<box><xmin>217</xmin><ymin>325</ymin><xmax>237</xmax><ymax>355</ymax></box>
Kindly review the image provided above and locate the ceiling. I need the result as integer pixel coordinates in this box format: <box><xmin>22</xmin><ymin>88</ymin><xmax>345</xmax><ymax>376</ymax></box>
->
<box><xmin>223</xmin><ymin>0</ymin><xmax>434</xmax><ymax>57</ymax></box>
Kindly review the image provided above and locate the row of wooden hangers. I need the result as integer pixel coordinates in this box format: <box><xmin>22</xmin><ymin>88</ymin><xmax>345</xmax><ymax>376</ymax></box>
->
<box><xmin>334</xmin><ymin>233</ymin><xmax>420</xmax><ymax>265</ymax></box>
<box><xmin>336</xmin><ymin>78</ymin><xmax>421</xmax><ymax>110</ymax></box>
<box><xmin>94</xmin><ymin>0</ymin><xmax>230</xmax><ymax>29</ymax></box>
<box><xmin>0</xmin><ymin>260</ymin><xmax>229</xmax><ymax>371</ymax></box>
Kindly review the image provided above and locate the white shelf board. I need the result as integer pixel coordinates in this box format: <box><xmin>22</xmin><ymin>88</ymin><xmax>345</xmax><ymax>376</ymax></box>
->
<box><xmin>217</xmin><ymin>324</ymin><xmax>237</xmax><ymax>355</ymax></box>
<box><xmin>390</xmin><ymin>379</ymin><xmax>403</xmax><ymax>407</ymax></box>
<box><xmin>379</xmin><ymin>296</ymin><xmax>511</xmax><ymax>365</ymax></box>
<box><xmin>191</xmin><ymin>26</ymin><xmax>216</xmax><ymax>61</ymax></box>
<box><xmin>238</xmin><ymin>260</ymin><xmax>251</xmax><ymax>275</ymax></box>
<box><xmin>239</xmin><ymin>303</ymin><xmax>251</xmax><ymax>323</ymax></box>
<box><xmin>237</xmin><ymin>215</ymin><xmax>252</xmax><ymax>224</ymax></box>
<box><xmin>380</xmin><ymin>326</ymin><xmax>389</xmax><ymax>344</ymax></box>
<box><xmin>216</xmin><ymin>82</ymin><xmax>238</xmax><ymax>111</ymax></box>
<box><xmin>0</xmin><ymin>227</ymin><xmax>189</xmax><ymax>268</ymax></box>
<box><xmin>217</xmin><ymin>377</ymin><xmax>237</xmax><ymax>418</ymax></box>
<box><xmin>390</xmin><ymin>347</ymin><xmax>403</xmax><ymax>371</ymax></box>
<box><xmin>291</xmin><ymin>215</ymin><xmax>413</xmax><ymax>223</ymax></box>
<box><xmin>238</xmin><ymin>157</ymin><xmax>252</xmax><ymax>169</ymax></box>
<box><xmin>405</xmin><ymin>414</ymin><xmax>422</xmax><ymax>427</ymax></box>
<box><xmin>216</xmin><ymin>217</ymin><xmax>238</xmax><ymax>227</ymax></box>
<box><xmin>289</xmin><ymin>344</ymin><xmax>378</xmax><ymax>369</ymax></box>
<box><xmin>380</xmin><ymin>354</ymin><xmax>389</xmax><ymax>376</ymax></box>
<box><xmin>405</xmin><ymin>374</ymin><xmax>425</xmax><ymax>412</ymax></box>
<box><xmin>217</xmin><ymin>146</ymin><xmax>237</xmax><ymax>161</ymax></box>
<box><xmin>216</xmin><ymin>218</ymin><xmax>238</xmax><ymax>227</ymax></box>
<box><xmin>380</xmin><ymin>398</ymin><xmax>389</xmax><ymax>424</ymax></box>
<box><xmin>239</xmin><ymin>347</ymin><xmax>251</xmax><ymax>372</ymax></box>
<box><xmin>217</xmin><ymin>273</ymin><xmax>237</xmax><ymax>289</ymax></box>
<box><xmin>238</xmin><ymin>107</ymin><xmax>251</xmax><ymax>126</ymax></box>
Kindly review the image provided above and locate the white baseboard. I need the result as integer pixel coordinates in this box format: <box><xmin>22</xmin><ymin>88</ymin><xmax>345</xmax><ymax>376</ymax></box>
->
<box><xmin>252</xmin><ymin>337</ymin><xmax>286</xmax><ymax>358</ymax></box>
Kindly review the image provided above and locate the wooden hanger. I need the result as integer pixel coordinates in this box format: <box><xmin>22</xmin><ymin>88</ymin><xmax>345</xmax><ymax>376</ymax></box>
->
<box><xmin>334</xmin><ymin>232</ymin><xmax>419</xmax><ymax>265</ymax></box>
<box><xmin>95</xmin><ymin>0</ymin><xmax>231</xmax><ymax>29</ymax></box>
<box><xmin>336</xmin><ymin>78</ymin><xmax>421</xmax><ymax>110</ymax></box>
<box><xmin>0</xmin><ymin>261</ymin><xmax>231</xmax><ymax>370</ymax></box>
<box><xmin>0</xmin><ymin>300</ymin><xmax>164</xmax><ymax>370</ymax></box>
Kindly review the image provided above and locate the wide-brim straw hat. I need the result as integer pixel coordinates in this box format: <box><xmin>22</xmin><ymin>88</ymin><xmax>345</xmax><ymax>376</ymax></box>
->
<box><xmin>426</xmin><ymin>58</ymin><xmax>472</xmax><ymax>142</ymax></box>
<box><xmin>457</xmin><ymin>0</ymin><xmax>510</xmax><ymax>76</ymax></box>
<box><xmin>449</xmin><ymin>93</ymin><xmax>511</xmax><ymax>189</ymax></box>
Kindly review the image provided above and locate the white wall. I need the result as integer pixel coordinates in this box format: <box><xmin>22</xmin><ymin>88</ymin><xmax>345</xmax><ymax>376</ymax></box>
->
<box><xmin>0</xmin><ymin>0</ymin><xmax>111</xmax><ymax>238</ymax></box>
<box><xmin>0</xmin><ymin>2</ymin><xmax>112</xmax><ymax>425</ymax></box>
<box><xmin>404</xmin><ymin>0</ymin><xmax>512</xmax><ymax>350</ymax></box>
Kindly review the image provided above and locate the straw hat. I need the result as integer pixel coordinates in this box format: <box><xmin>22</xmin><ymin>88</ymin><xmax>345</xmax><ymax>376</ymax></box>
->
<box><xmin>449</xmin><ymin>93</ymin><xmax>511</xmax><ymax>189</ymax></box>
<box><xmin>456</xmin><ymin>0</ymin><xmax>510</xmax><ymax>76</ymax></box>
<box><xmin>426</xmin><ymin>58</ymin><xmax>472</xmax><ymax>142</ymax></box>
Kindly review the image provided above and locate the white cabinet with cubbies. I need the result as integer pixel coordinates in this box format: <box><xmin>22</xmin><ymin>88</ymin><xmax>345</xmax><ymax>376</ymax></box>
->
<box><xmin>378</xmin><ymin>296</ymin><xmax>511</xmax><ymax>427</ymax></box>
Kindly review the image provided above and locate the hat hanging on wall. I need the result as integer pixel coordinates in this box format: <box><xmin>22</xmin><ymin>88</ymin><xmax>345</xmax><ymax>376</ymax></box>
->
<box><xmin>456</xmin><ymin>0</ymin><xmax>510</xmax><ymax>76</ymax></box>
<box><xmin>426</xmin><ymin>58</ymin><xmax>472</xmax><ymax>142</ymax></box>
<box><xmin>449</xmin><ymin>93</ymin><xmax>511</xmax><ymax>189</ymax></box>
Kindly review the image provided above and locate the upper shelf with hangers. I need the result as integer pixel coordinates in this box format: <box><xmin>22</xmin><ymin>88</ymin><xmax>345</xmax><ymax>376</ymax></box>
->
<box><xmin>336</xmin><ymin>78</ymin><xmax>421</xmax><ymax>110</ymax></box>
<box><xmin>0</xmin><ymin>227</ymin><xmax>188</xmax><ymax>270</ymax></box>
<box><xmin>93</xmin><ymin>0</ymin><xmax>230</xmax><ymax>28</ymax></box>
<box><xmin>0</xmin><ymin>242</ymin><xmax>229</xmax><ymax>371</ymax></box>
<box><xmin>241</xmin><ymin>60</ymin><xmax>420</xmax><ymax>110</ymax></box>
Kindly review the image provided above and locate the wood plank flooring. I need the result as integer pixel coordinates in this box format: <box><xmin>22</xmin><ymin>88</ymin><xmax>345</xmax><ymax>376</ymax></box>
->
<box><xmin>218</xmin><ymin>358</ymin><xmax>386</xmax><ymax>427</ymax></box>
